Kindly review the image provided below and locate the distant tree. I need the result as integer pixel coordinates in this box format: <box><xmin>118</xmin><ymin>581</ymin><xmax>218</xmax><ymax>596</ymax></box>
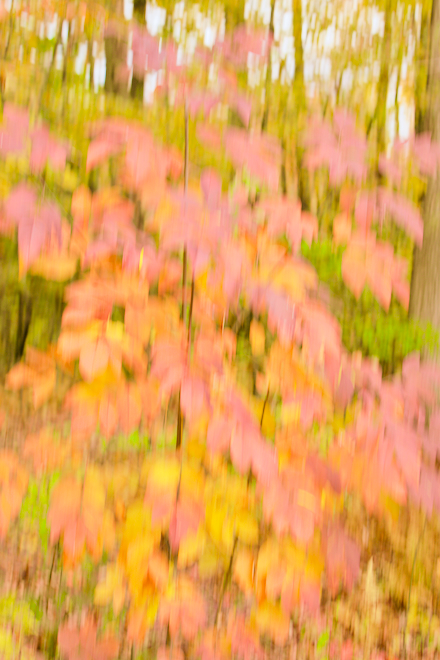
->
<box><xmin>409</xmin><ymin>0</ymin><xmax>440</xmax><ymax>356</ymax></box>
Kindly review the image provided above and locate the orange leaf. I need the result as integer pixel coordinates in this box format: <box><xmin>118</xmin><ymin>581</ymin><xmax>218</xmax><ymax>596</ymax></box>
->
<box><xmin>71</xmin><ymin>185</ymin><xmax>92</xmax><ymax>232</ymax></box>
<box><xmin>33</xmin><ymin>368</ymin><xmax>56</xmax><ymax>409</ymax></box>
<box><xmin>333</xmin><ymin>212</ymin><xmax>352</xmax><ymax>246</ymax></box>
<box><xmin>23</xmin><ymin>431</ymin><xmax>68</xmax><ymax>476</ymax></box>
<box><xmin>71</xmin><ymin>399</ymin><xmax>99</xmax><ymax>446</ymax></box>
<box><xmin>117</xmin><ymin>383</ymin><xmax>142</xmax><ymax>434</ymax></box>
<box><xmin>99</xmin><ymin>393</ymin><xmax>118</xmax><ymax>439</ymax></box>
<box><xmin>25</xmin><ymin>346</ymin><xmax>55</xmax><ymax>373</ymax></box>
<box><xmin>0</xmin><ymin>451</ymin><xmax>28</xmax><ymax>538</ymax></box>
<box><xmin>148</xmin><ymin>550</ymin><xmax>169</xmax><ymax>591</ymax></box>
<box><xmin>58</xmin><ymin>616</ymin><xmax>119</xmax><ymax>660</ymax></box>
<box><xmin>5</xmin><ymin>363</ymin><xmax>35</xmax><ymax>390</ymax></box>
<box><xmin>79</xmin><ymin>338</ymin><xmax>110</xmax><ymax>382</ymax></box>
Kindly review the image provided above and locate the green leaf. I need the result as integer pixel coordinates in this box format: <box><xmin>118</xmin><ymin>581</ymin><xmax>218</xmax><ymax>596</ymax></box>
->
<box><xmin>317</xmin><ymin>630</ymin><xmax>329</xmax><ymax>651</ymax></box>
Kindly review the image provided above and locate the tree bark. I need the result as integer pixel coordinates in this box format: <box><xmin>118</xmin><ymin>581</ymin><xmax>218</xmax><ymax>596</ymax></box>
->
<box><xmin>409</xmin><ymin>0</ymin><xmax>440</xmax><ymax>357</ymax></box>
<box><xmin>415</xmin><ymin>0</ymin><xmax>432</xmax><ymax>134</ymax></box>
<box><xmin>293</xmin><ymin>0</ymin><xmax>310</xmax><ymax>210</ymax></box>
<box><xmin>376</xmin><ymin>0</ymin><xmax>393</xmax><ymax>161</ymax></box>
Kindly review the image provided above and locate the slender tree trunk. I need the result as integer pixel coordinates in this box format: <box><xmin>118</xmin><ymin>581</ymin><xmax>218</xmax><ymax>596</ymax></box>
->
<box><xmin>409</xmin><ymin>0</ymin><xmax>440</xmax><ymax>358</ymax></box>
<box><xmin>15</xmin><ymin>289</ymin><xmax>32</xmax><ymax>362</ymax></box>
<box><xmin>415</xmin><ymin>0</ymin><xmax>432</xmax><ymax>134</ymax></box>
<box><xmin>261</xmin><ymin>0</ymin><xmax>276</xmax><ymax>132</ymax></box>
<box><xmin>293</xmin><ymin>0</ymin><xmax>310</xmax><ymax>210</ymax></box>
<box><xmin>224</xmin><ymin>0</ymin><xmax>245</xmax><ymax>34</ymax></box>
<box><xmin>376</xmin><ymin>0</ymin><xmax>393</xmax><ymax>162</ymax></box>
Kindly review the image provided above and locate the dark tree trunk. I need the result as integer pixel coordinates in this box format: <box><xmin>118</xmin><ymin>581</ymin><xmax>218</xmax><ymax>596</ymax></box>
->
<box><xmin>293</xmin><ymin>0</ymin><xmax>310</xmax><ymax>210</ymax></box>
<box><xmin>15</xmin><ymin>289</ymin><xmax>32</xmax><ymax>362</ymax></box>
<box><xmin>409</xmin><ymin>0</ymin><xmax>440</xmax><ymax>358</ymax></box>
<box><xmin>104</xmin><ymin>35</ymin><xmax>128</xmax><ymax>95</ymax></box>
<box><xmin>415</xmin><ymin>0</ymin><xmax>432</xmax><ymax>134</ymax></box>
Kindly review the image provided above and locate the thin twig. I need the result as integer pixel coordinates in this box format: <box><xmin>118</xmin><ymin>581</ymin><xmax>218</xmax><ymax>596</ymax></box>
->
<box><xmin>214</xmin><ymin>536</ymin><xmax>238</xmax><ymax>626</ymax></box>
<box><xmin>181</xmin><ymin>248</ymin><xmax>187</xmax><ymax>322</ymax></box>
<box><xmin>260</xmin><ymin>386</ymin><xmax>270</xmax><ymax>429</ymax></box>
<box><xmin>35</xmin><ymin>20</ymin><xmax>63</xmax><ymax>119</ymax></box>
<box><xmin>187</xmin><ymin>276</ymin><xmax>195</xmax><ymax>346</ymax></box>
<box><xmin>48</xmin><ymin>541</ymin><xmax>58</xmax><ymax>588</ymax></box>
<box><xmin>177</xmin><ymin>97</ymin><xmax>190</xmax><ymax>451</ymax></box>
<box><xmin>3</xmin><ymin>0</ymin><xmax>14</xmax><ymax>60</ymax></box>
<box><xmin>403</xmin><ymin>515</ymin><xmax>427</xmax><ymax>658</ymax></box>
<box><xmin>184</xmin><ymin>97</ymin><xmax>189</xmax><ymax>192</ymax></box>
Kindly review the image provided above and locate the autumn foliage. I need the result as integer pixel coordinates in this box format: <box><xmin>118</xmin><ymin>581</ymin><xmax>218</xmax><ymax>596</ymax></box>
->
<box><xmin>0</xmin><ymin>5</ymin><xmax>440</xmax><ymax>660</ymax></box>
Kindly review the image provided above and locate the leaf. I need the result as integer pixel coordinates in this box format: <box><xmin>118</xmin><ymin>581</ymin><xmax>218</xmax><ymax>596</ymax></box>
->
<box><xmin>23</xmin><ymin>431</ymin><xmax>68</xmax><ymax>476</ymax></box>
<box><xmin>94</xmin><ymin>563</ymin><xmax>126</xmax><ymax>614</ymax></box>
<box><xmin>158</xmin><ymin>578</ymin><xmax>207</xmax><ymax>641</ymax></box>
<box><xmin>341</xmin><ymin>245</ymin><xmax>366</xmax><ymax>299</ymax></box>
<box><xmin>58</xmin><ymin>616</ymin><xmax>119</xmax><ymax>660</ymax></box>
<box><xmin>86</xmin><ymin>136</ymin><xmax>124</xmax><ymax>172</ymax></box>
<box><xmin>255</xmin><ymin>601</ymin><xmax>289</xmax><ymax>645</ymax></box>
<box><xmin>71</xmin><ymin>185</ymin><xmax>92</xmax><ymax>232</ymax></box>
<box><xmin>324</xmin><ymin>526</ymin><xmax>360</xmax><ymax>597</ymax></box>
<box><xmin>236</xmin><ymin>511</ymin><xmax>259</xmax><ymax>545</ymax></box>
<box><xmin>79</xmin><ymin>338</ymin><xmax>110</xmax><ymax>382</ymax></box>
<box><xmin>99</xmin><ymin>393</ymin><xmax>118</xmax><ymax>439</ymax></box>
<box><xmin>117</xmin><ymin>382</ymin><xmax>142</xmax><ymax>434</ymax></box>
<box><xmin>178</xmin><ymin>527</ymin><xmax>207</xmax><ymax>567</ymax></box>
<box><xmin>30</xmin><ymin>125</ymin><xmax>68</xmax><ymax>173</ymax></box>
<box><xmin>0</xmin><ymin>452</ymin><xmax>29</xmax><ymax>538</ymax></box>
<box><xmin>233</xmin><ymin>548</ymin><xmax>255</xmax><ymax>594</ymax></box>
<box><xmin>33</xmin><ymin>368</ymin><xmax>56</xmax><ymax>409</ymax></box>
<box><xmin>5</xmin><ymin>363</ymin><xmax>35</xmax><ymax>390</ymax></box>
<box><xmin>333</xmin><ymin>212</ymin><xmax>352</xmax><ymax>246</ymax></box>
<box><xmin>157</xmin><ymin>647</ymin><xmax>185</xmax><ymax>660</ymax></box>
<box><xmin>249</xmin><ymin>320</ymin><xmax>265</xmax><ymax>357</ymax></box>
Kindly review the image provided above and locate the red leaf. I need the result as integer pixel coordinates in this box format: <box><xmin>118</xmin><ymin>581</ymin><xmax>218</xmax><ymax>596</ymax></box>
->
<box><xmin>86</xmin><ymin>136</ymin><xmax>124</xmax><ymax>172</ymax></box>
<box><xmin>30</xmin><ymin>125</ymin><xmax>68</xmax><ymax>173</ymax></box>
<box><xmin>99</xmin><ymin>393</ymin><xmax>118</xmax><ymax>439</ymax></box>
<box><xmin>117</xmin><ymin>382</ymin><xmax>142</xmax><ymax>434</ymax></box>
<box><xmin>79</xmin><ymin>338</ymin><xmax>110</xmax><ymax>382</ymax></box>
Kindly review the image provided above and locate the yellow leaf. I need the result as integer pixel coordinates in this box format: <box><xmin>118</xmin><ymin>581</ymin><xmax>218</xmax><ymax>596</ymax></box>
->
<box><xmin>249</xmin><ymin>320</ymin><xmax>265</xmax><ymax>357</ymax></box>
<box><xmin>281</xmin><ymin>537</ymin><xmax>306</xmax><ymax>569</ymax></box>
<box><xmin>221</xmin><ymin>516</ymin><xmax>235</xmax><ymax>553</ymax></box>
<box><xmin>119</xmin><ymin>501</ymin><xmax>157</xmax><ymax>562</ymax></box>
<box><xmin>255</xmin><ymin>602</ymin><xmax>289</xmax><ymax>645</ymax></box>
<box><xmin>94</xmin><ymin>581</ymin><xmax>113</xmax><ymax>607</ymax></box>
<box><xmin>101</xmin><ymin>509</ymin><xmax>116</xmax><ymax>554</ymax></box>
<box><xmin>31</xmin><ymin>252</ymin><xmax>78</xmax><ymax>281</ymax></box>
<box><xmin>94</xmin><ymin>563</ymin><xmax>124</xmax><ymax>609</ymax></box>
<box><xmin>180</xmin><ymin>462</ymin><xmax>206</xmax><ymax>500</ymax></box>
<box><xmin>106</xmin><ymin>320</ymin><xmax>125</xmax><ymax>343</ymax></box>
<box><xmin>113</xmin><ymin>582</ymin><xmax>126</xmax><ymax>615</ymax></box>
<box><xmin>236</xmin><ymin>511</ymin><xmax>259</xmax><ymax>545</ymax></box>
<box><xmin>178</xmin><ymin>528</ymin><xmax>207</xmax><ymax>568</ymax></box>
<box><xmin>148</xmin><ymin>458</ymin><xmax>181</xmax><ymax>492</ymax></box>
<box><xmin>249</xmin><ymin>396</ymin><xmax>276</xmax><ymax>438</ymax></box>
<box><xmin>281</xmin><ymin>401</ymin><xmax>301</xmax><ymax>426</ymax></box>
<box><xmin>198</xmin><ymin>545</ymin><xmax>224</xmax><ymax>578</ymax></box>
<box><xmin>84</xmin><ymin>467</ymin><xmax>106</xmax><ymax>511</ymax></box>
<box><xmin>205</xmin><ymin>501</ymin><xmax>228</xmax><ymax>546</ymax></box>
<box><xmin>233</xmin><ymin>548</ymin><xmax>255</xmax><ymax>594</ymax></box>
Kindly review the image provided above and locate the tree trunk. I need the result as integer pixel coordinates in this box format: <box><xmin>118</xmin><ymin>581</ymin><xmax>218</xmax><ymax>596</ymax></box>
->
<box><xmin>261</xmin><ymin>0</ymin><xmax>276</xmax><ymax>132</ymax></box>
<box><xmin>415</xmin><ymin>0</ymin><xmax>432</xmax><ymax>134</ymax></box>
<box><xmin>293</xmin><ymin>0</ymin><xmax>310</xmax><ymax>210</ymax></box>
<box><xmin>409</xmin><ymin>0</ymin><xmax>440</xmax><ymax>357</ymax></box>
<box><xmin>374</xmin><ymin>0</ymin><xmax>393</xmax><ymax>176</ymax></box>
